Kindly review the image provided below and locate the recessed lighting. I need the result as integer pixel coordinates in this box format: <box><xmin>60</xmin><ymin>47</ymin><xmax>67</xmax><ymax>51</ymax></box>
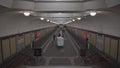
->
<box><xmin>24</xmin><ymin>12</ymin><xmax>30</xmax><ymax>16</ymax></box>
<box><xmin>58</xmin><ymin>12</ymin><xmax>62</xmax><ymax>14</ymax></box>
<box><xmin>56</xmin><ymin>0</ymin><xmax>61</xmax><ymax>1</ymax></box>
<box><xmin>90</xmin><ymin>11</ymin><xmax>97</xmax><ymax>16</ymax></box>
<box><xmin>72</xmin><ymin>20</ymin><xmax>75</xmax><ymax>21</ymax></box>
<box><xmin>40</xmin><ymin>18</ymin><xmax>44</xmax><ymax>20</ymax></box>
<box><xmin>47</xmin><ymin>20</ymin><xmax>50</xmax><ymax>22</ymax></box>
<box><xmin>77</xmin><ymin>17</ymin><xmax>81</xmax><ymax>20</ymax></box>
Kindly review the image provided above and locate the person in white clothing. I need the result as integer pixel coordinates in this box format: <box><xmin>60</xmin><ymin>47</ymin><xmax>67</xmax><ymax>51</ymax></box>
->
<box><xmin>56</xmin><ymin>35</ymin><xmax>64</xmax><ymax>47</ymax></box>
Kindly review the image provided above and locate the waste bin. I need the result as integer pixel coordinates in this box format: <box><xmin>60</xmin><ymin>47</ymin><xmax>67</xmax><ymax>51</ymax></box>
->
<box><xmin>34</xmin><ymin>48</ymin><xmax>42</xmax><ymax>56</ymax></box>
<box><xmin>80</xmin><ymin>48</ymin><xmax>86</xmax><ymax>56</ymax></box>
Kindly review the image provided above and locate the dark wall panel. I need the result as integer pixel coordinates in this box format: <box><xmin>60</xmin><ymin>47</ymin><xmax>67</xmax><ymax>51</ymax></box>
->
<box><xmin>31</xmin><ymin>32</ymin><xmax>35</xmax><ymax>41</ymax></box>
<box><xmin>79</xmin><ymin>30</ymin><xmax>82</xmax><ymax>38</ymax></box>
<box><xmin>0</xmin><ymin>40</ymin><xmax>2</xmax><ymax>63</ymax></box>
<box><xmin>118</xmin><ymin>40</ymin><xmax>120</xmax><ymax>62</ymax></box>
<box><xmin>2</xmin><ymin>39</ymin><xmax>10</xmax><ymax>60</ymax></box>
<box><xmin>75</xmin><ymin>29</ymin><xmax>78</xmax><ymax>36</ymax></box>
<box><xmin>96</xmin><ymin>34</ymin><xmax>104</xmax><ymax>51</ymax></box>
<box><xmin>16</xmin><ymin>35</ymin><xmax>24</xmax><ymax>52</ymax></box>
<box><xmin>104</xmin><ymin>36</ymin><xmax>111</xmax><ymax>55</ymax></box>
<box><xmin>24</xmin><ymin>33</ymin><xmax>32</xmax><ymax>46</ymax></box>
<box><xmin>110</xmin><ymin>39</ymin><xmax>118</xmax><ymax>59</ymax></box>
<box><xmin>90</xmin><ymin>32</ymin><xmax>97</xmax><ymax>46</ymax></box>
<box><xmin>10</xmin><ymin>36</ymin><xmax>17</xmax><ymax>55</ymax></box>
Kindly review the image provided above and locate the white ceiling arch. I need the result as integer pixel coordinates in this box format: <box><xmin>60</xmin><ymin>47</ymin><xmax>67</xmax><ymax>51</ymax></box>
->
<box><xmin>0</xmin><ymin>0</ymin><xmax>120</xmax><ymax>9</ymax></box>
<box><xmin>0</xmin><ymin>0</ymin><xmax>120</xmax><ymax>37</ymax></box>
<box><xmin>0</xmin><ymin>0</ymin><xmax>120</xmax><ymax>24</ymax></box>
<box><xmin>12</xmin><ymin>0</ymin><xmax>107</xmax><ymax>11</ymax></box>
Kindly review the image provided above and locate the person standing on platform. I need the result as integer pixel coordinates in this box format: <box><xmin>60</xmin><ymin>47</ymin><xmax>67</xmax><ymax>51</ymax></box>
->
<box><xmin>53</xmin><ymin>34</ymin><xmax>56</xmax><ymax>46</ymax></box>
<box><xmin>56</xmin><ymin>34</ymin><xmax>64</xmax><ymax>48</ymax></box>
<box><xmin>53</xmin><ymin>34</ymin><xmax>56</xmax><ymax>41</ymax></box>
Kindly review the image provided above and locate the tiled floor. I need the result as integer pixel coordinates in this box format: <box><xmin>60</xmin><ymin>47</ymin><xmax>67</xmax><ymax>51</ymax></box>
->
<box><xmin>28</xmin><ymin>56</ymin><xmax>84</xmax><ymax>66</ymax></box>
<box><xmin>21</xmin><ymin>32</ymin><xmax>85</xmax><ymax>67</ymax></box>
<box><xmin>26</xmin><ymin>66</ymin><xmax>92</xmax><ymax>68</ymax></box>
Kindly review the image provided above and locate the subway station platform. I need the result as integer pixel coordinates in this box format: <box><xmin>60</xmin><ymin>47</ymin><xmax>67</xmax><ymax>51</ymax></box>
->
<box><xmin>8</xmin><ymin>30</ymin><xmax>113</xmax><ymax>68</ymax></box>
<box><xmin>0</xmin><ymin>1</ymin><xmax>120</xmax><ymax>68</ymax></box>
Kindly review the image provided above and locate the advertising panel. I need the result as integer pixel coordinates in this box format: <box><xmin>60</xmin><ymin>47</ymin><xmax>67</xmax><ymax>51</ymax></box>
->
<box><xmin>96</xmin><ymin>34</ymin><xmax>104</xmax><ymax>51</ymax></box>
<box><xmin>2</xmin><ymin>39</ymin><xmax>10</xmax><ymax>60</ymax></box>
<box><xmin>16</xmin><ymin>35</ymin><xmax>24</xmax><ymax>52</ymax></box>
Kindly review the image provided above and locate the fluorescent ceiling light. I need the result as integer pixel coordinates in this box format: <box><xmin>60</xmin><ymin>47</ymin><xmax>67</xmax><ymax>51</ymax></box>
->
<box><xmin>90</xmin><ymin>11</ymin><xmax>97</xmax><ymax>16</ymax></box>
<box><xmin>77</xmin><ymin>17</ymin><xmax>81</xmax><ymax>20</ymax></box>
<box><xmin>72</xmin><ymin>20</ymin><xmax>75</xmax><ymax>21</ymax></box>
<box><xmin>40</xmin><ymin>17</ymin><xmax>44</xmax><ymax>20</ymax></box>
<box><xmin>47</xmin><ymin>20</ymin><xmax>50</xmax><ymax>22</ymax></box>
<box><xmin>56</xmin><ymin>0</ymin><xmax>61</xmax><ymax>1</ymax></box>
<box><xmin>24</xmin><ymin>12</ymin><xmax>30</xmax><ymax>16</ymax></box>
<box><xmin>64</xmin><ymin>21</ymin><xmax>73</xmax><ymax>24</ymax></box>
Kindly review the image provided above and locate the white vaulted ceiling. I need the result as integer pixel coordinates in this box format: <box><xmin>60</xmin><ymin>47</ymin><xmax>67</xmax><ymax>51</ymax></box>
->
<box><xmin>0</xmin><ymin>0</ymin><xmax>120</xmax><ymax>37</ymax></box>
<box><xmin>0</xmin><ymin>0</ymin><xmax>120</xmax><ymax>24</ymax></box>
